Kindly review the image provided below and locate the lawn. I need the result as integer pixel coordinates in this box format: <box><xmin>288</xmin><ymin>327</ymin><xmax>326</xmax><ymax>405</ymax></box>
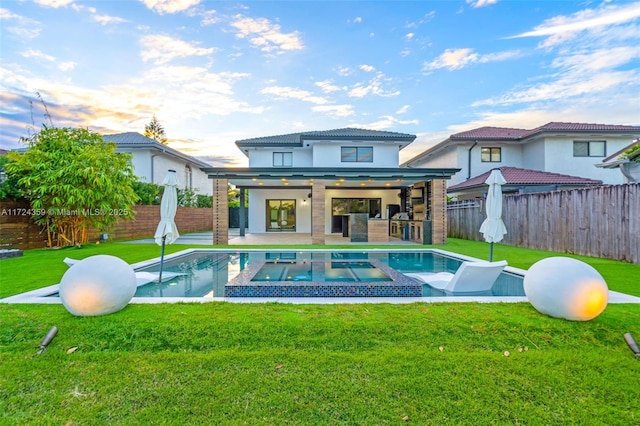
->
<box><xmin>1</xmin><ymin>239</ymin><xmax>639</xmax><ymax>424</ymax></box>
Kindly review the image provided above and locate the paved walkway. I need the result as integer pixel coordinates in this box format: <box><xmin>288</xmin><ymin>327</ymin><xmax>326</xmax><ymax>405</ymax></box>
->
<box><xmin>127</xmin><ymin>230</ymin><xmax>421</xmax><ymax>246</ymax></box>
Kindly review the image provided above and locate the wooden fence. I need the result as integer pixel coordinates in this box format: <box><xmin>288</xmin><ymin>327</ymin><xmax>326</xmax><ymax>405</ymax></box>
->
<box><xmin>448</xmin><ymin>183</ymin><xmax>640</xmax><ymax>264</ymax></box>
<box><xmin>0</xmin><ymin>200</ymin><xmax>214</xmax><ymax>250</ymax></box>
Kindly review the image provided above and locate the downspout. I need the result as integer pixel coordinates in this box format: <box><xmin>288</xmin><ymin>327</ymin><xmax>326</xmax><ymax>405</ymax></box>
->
<box><xmin>467</xmin><ymin>140</ymin><xmax>478</xmax><ymax>180</ymax></box>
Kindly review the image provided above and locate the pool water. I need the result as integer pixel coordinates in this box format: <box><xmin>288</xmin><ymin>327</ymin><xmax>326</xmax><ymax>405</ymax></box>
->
<box><xmin>251</xmin><ymin>261</ymin><xmax>392</xmax><ymax>282</ymax></box>
<box><xmin>134</xmin><ymin>251</ymin><xmax>525</xmax><ymax>298</ymax></box>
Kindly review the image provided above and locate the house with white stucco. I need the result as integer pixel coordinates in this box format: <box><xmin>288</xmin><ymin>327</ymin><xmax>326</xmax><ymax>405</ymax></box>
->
<box><xmin>402</xmin><ymin>122</ymin><xmax>640</xmax><ymax>190</ymax></box>
<box><xmin>202</xmin><ymin>128</ymin><xmax>459</xmax><ymax>245</ymax></box>
<box><xmin>103</xmin><ymin>132</ymin><xmax>212</xmax><ymax>195</ymax></box>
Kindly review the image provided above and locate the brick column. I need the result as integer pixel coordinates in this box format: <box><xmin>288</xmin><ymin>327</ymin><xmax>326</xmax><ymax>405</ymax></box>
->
<box><xmin>212</xmin><ymin>178</ymin><xmax>229</xmax><ymax>245</ymax></box>
<box><xmin>430</xmin><ymin>179</ymin><xmax>447</xmax><ymax>244</ymax></box>
<box><xmin>311</xmin><ymin>181</ymin><xmax>326</xmax><ymax>245</ymax></box>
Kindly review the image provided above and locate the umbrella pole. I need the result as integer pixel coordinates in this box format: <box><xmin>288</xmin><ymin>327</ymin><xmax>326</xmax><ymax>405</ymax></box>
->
<box><xmin>158</xmin><ymin>235</ymin><xmax>166</xmax><ymax>284</ymax></box>
<box><xmin>489</xmin><ymin>242</ymin><xmax>494</xmax><ymax>262</ymax></box>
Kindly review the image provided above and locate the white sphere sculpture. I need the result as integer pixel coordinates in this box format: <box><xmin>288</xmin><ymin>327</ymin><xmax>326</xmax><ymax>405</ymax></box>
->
<box><xmin>59</xmin><ymin>255</ymin><xmax>137</xmax><ymax>316</ymax></box>
<box><xmin>524</xmin><ymin>257</ymin><xmax>608</xmax><ymax>321</ymax></box>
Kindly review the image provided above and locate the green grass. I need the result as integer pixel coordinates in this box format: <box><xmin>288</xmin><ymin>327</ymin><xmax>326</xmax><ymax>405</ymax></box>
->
<box><xmin>2</xmin><ymin>303</ymin><xmax>639</xmax><ymax>425</ymax></box>
<box><xmin>1</xmin><ymin>239</ymin><xmax>639</xmax><ymax>424</ymax></box>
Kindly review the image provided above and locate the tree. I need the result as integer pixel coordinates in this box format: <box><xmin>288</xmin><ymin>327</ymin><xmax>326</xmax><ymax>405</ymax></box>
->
<box><xmin>7</xmin><ymin>126</ymin><xmax>139</xmax><ymax>247</ymax></box>
<box><xmin>144</xmin><ymin>115</ymin><xmax>168</xmax><ymax>144</ymax></box>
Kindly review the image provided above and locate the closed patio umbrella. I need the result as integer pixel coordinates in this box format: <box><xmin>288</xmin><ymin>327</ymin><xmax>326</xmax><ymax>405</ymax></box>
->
<box><xmin>154</xmin><ymin>170</ymin><xmax>180</xmax><ymax>284</ymax></box>
<box><xmin>479</xmin><ymin>168</ymin><xmax>507</xmax><ymax>261</ymax></box>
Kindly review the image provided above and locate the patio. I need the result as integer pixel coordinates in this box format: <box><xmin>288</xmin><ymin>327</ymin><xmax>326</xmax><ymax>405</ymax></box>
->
<box><xmin>128</xmin><ymin>229</ymin><xmax>421</xmax><ymax>246</ymax></box>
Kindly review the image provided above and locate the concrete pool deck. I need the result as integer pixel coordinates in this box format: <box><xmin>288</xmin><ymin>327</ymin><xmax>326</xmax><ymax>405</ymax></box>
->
<box><xmin>2</xmin><ymin>247</ymin><xmax>640</xmax><ymax>305</ymax></box>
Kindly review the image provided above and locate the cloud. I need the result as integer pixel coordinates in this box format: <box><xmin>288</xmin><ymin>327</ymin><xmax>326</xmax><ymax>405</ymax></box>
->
<box><xmin>312</xmin><ymin>104</ymin><xmax>355</xmax><ymax>118</ymax></box>
<box><xmin>21</xmin><ymin>49</ymin><xmax>76</xmax><ymax>71</ymax></box>
<box><xmin>140</xmin><ymin>34</ymin><xmax>214</xmax><ymax>64</ymax></box>
<box><xmin>473</xmin><ymin>46</ymin><xmax>640</xmax><ymax>107</ymax></box>
<box><xmin>229</xmin><ymin>14</ymin><xmax>303</xmax><ymax>54</ymax></box>
<box><xmin>348</xmin><ymin>72</ymin><xmax>400</xmax><ymax>98</ymax></box>
<box><xmin>509</xmin><ymin>2</ymin><xmax>640</xmax><ymax>48</ymax></box>
<box><xmin>34</xmin><ymin>0</ymin><xmax>74</xmax><ymax>8</ymax></box>
<box><xmin>354</xmin><ymin>115</ymin><xmax>419</xmax><ymax>131</ymax></box>
<box><xmin>466</xmin><ymin>0</ymin><xmax>498</xmax><ymax>8</ymax></box>
<box><xmin>404</xmin><ymin>33</ymin><xmax>415</xmax><ymax>40</ymax></box>
<box><xmin>315</xmin><ymin>80</ymin><xmax>342</xmax><ymax>93</ymax></box>
<box><xmin>260</xmin><ymin>86</ymin><xmax>329</xmax><ymax>105</ymax></box>
<box><xmin>1</xmin><ymin>8</ymin><xmax>42</xmax><ymax>39</ymax></box>
<box><xmin>354</xmin><ymin>17</ymin><xmax>362</xmax><ymax>23</ymax></box>
<box><xmin>140</xmin><ymin>0</ymin><xmax>201</xmax><ymax>14</ymax></box>
<box><xmin>0</xmin><ymin>60</ymin><xmax>262</xmax><ymax>150</ymax></box>
<box><xmin>92</xmin><ymin>13</ymin><xmax>127</xmax><ymax>25</ymax></box>
<box><xmin>22</xmin><ymin>49</ymin><xmax>55</xmax><ymax>62</ymax></box>
<box><xmin>406</xmin><ymin>11</ymin><xmax>436</xmax><ymax>28</ymax></box>
<box><xmin>396</xmin><ymin>105</ymin><xmax>410</xmax><ymax>114</ymax></box>
<box><xmin>360</xmin><ymin>64</ymin><xmax>375</xmax><ymax>72</ymax></box>
<box><xmin>200</xmin><ymin>9</ymin><xmax>218</xmax><ymax>25</ymax></box>
<box><xmin>337</xmin><ymin>66</ymin><xmax>352</xmax><ymax>77</ymax></box>
<box><xmin>423</xmin><ymin>48</ymin><xmax>522</xmax><ymax>72</ymax></box>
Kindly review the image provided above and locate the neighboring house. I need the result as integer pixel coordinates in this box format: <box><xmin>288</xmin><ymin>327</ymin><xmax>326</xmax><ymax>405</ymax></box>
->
<box><xmin>447</xmin><ymin>166</ymin><xmax>602</xmax><ymax>200</ymax></box>
<box><xmin>103</xmin><ymin>132</ymin><xmax>212</xmax><ymax>195</ymax></box>
<box><xmin>403</xmin><ymin>122</ymin><xmax>640</xmax><ymax>187</ymax></box>
<box><xmin>595</xmin><ymin>139</ymin><xmax>640</xmax><ymax>183</ymax></box>
<box><xmin>202</xmin><ymin>128</ymin><xmax>459</xmax><ymax>244</ymax></box>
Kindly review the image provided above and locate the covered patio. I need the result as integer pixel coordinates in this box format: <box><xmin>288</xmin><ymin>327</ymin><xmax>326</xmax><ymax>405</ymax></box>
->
<box><xmin>202</xmin><ymin>167</ymin><xmax>459</xmax><ymax>245</ymax></box>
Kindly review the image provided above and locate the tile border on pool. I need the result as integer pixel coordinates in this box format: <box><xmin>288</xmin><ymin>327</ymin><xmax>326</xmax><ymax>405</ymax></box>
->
<box><xmin>2</xmin><ymin>248</ymin><xmax>639</xmax><ymax>304</ymax></box>
<box><xmin>225</xmin><ymin>259</ymin><xmax>423</xmax><ymax>297</ymax></box>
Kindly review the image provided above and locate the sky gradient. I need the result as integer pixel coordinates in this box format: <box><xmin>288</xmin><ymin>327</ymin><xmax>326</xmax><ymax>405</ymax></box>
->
<box><xmin>1</xmin><ymin>0</ymin><xmax>639</xmax><ymax>166</ymax></box>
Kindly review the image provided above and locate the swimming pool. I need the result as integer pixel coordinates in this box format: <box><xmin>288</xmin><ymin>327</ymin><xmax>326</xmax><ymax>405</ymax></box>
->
<box><xmin>132</xmin><ymin>249</ymin><xmax>526</xmax><ymax>298</ymax></box>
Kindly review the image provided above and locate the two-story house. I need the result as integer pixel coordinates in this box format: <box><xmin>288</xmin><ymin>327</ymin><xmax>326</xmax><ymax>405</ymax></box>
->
<box><xmin>403</xmin><ymin>122</ymin><xmax>640</xmax><ymax>193</ymax></box>
<box><xmin>103</xmin><ymin>132</ymin><xmax>213</xmax><ymax>195</ymax></box>
<box><xmin>202</xmin><ymin>128</ymin><xmax>459</xmax><ymax>245</ymax></box>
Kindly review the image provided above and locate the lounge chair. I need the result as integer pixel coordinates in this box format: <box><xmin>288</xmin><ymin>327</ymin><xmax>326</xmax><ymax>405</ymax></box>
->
<box><xmin>404</xmin><ymin>260</ymin><xmax>507</xmax><ymax>293</ymax></box>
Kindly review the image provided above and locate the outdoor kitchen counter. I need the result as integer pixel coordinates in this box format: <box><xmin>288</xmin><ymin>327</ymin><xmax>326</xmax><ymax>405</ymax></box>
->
<box><xmin>367</xmin><ymin>218</ymin><xmax>389</xmax><ymax>243</ymax></box>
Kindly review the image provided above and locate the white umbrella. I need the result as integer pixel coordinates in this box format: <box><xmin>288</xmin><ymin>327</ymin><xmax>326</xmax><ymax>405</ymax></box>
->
<box><xmin>154</xmin><ymin>170</ymin><xmax>180</xmax><ymax>283</ymax></box>
<box><xmin>479</xmin><ymin>168</ymin><xmax>507</xmax><ymax>261</ymax></box>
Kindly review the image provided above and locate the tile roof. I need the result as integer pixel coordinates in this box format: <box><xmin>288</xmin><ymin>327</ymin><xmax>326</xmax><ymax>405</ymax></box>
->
<box><xmin>103</xmin><ymin>132</ymin><xmax>158</xmax><ymax>145</ymax></box>
<box><xmin>449</xmin><ymin>122</ymin><xmax>640</xmax><ymax>141</ymax></box>
<box><xmin>103</xmin><ymin>132</ymin><xmax>211</xmax><ymax>168</ymax></box>
<box><xmin>450</xmin><ymin>126</ymin><xmax>529</xmax><ymax>140</ymax></box>
<box><xmin>447</xmin><ymin>166</ymin><xmax>602</xmax><ymax>192</ymax></box>
<box><xmin>236</xmin><ymin>127</ymin><xmax>416</xmax><ymax>147</ymax></box>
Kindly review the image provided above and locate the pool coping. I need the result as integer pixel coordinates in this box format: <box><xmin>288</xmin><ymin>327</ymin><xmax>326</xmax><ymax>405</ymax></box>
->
<box><xmin>2</xmin><ymin>248</ymin><xmax>639</xmax><ymax>304</ymax></box>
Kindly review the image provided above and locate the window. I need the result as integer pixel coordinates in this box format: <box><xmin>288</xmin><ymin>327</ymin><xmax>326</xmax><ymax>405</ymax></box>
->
<box><xmin>272</xmin><ymin>152</ymin><xmax>293</xmax><ymax>167</ymax></box>
<box><xmin>341</xmin><ymin>146</ymin><xmax>373</xmax><ymax>163</ymax></box>
<box><xmin>573</xmin><ymin>141</ymin><xmax>605</xmax><ymax>157</ymax></box>
<box><xmin>184</xmin><ymin>165</ymin><xmax>192</xmax><ymax>189</ymax></box>
<box><xmin>481</xmin><ymin>147</ymin><xmax>501</xmax><ymax>162</ymax></box>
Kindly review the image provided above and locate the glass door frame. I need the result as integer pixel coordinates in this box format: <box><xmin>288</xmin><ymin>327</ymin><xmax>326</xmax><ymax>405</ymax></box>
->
<box><xmin>266</xmin><ymin>199</ymin><xmax>297</xmax><ymax>232</ymax></box>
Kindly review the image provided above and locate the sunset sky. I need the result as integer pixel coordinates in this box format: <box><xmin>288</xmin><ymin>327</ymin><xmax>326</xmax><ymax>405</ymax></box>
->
<box><xmin>1</xmin><ymin>0</ymin><xmax>639</xmax><ymax>166</ymax></box>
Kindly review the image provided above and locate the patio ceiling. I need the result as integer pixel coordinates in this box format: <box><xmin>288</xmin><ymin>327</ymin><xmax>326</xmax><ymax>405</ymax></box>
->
<box><xmin>202</xmin><ymin>167</ymin><xmax>460</xmax><ymax>189</ymax></box>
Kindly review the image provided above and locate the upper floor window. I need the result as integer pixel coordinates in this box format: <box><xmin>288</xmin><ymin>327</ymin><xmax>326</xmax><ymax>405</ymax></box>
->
<box><xmin>481</xmin><ymin>147</ymin><xmax>501</xmax><ymax>162</ymax></box>
<box><xmin>573</xmin><ymin>141</ymin><xmax>605</xmax><ymax>157</ymax></box>
<box><xmin>341</xmin><ymin>146</ymin><xmax>373</xmax><ymax>163</ymax></box>
<box><xmin>273</xmin><ymin>152</ymin><xmax>293</xmax><ymax>167</ymax></box>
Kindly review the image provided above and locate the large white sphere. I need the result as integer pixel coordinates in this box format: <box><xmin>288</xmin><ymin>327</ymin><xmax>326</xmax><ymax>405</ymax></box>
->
<box><xmin>59</xmin><ymin>255</ymin><xmax>137</xmax><ymax>316</ymax></box>
<box><xmin>524</xmin><ymin>257</ymin><xmax>608</xmax><ymax>321</ymax></box>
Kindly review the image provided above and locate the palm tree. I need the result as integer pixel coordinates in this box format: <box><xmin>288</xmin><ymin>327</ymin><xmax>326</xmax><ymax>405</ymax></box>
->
<box><xmin>144</xmin><ymin>115</ymin><xmax>168</xmax><ymax>144</ymax></box>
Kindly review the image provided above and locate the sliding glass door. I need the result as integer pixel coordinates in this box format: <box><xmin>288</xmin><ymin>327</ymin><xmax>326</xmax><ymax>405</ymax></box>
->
<box><xmin>266</xmin><ymin>199</ymin><xmax>296</xmax><ymax>232</ymax></box>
